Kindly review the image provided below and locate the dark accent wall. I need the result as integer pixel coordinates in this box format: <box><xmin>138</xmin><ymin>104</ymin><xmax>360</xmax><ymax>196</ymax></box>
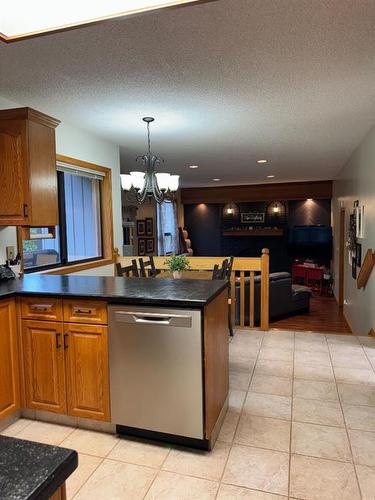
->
<box><xmin>184</xmin><ymin>199</ymin><xmax>332</xmax><ymax>271</ymax></box>
<box><xmin>288</xmin><ymin>199</ymin><xmax>331</xmax><ymax>227</ymax></box>
<box><xmin>184</xmin><ymin>204</ymin><xmax>222</xmax><ymax>256</ymax></box>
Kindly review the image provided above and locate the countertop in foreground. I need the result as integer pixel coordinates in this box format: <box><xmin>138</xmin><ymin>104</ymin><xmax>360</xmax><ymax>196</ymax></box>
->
<box><xmin>0</xmin><ymin>436</ymin><xmax>77</xmax><ymax>500</ymax></box>
<box><xmin>0</xmin><ymin>274</ymin><xmax>227</xmax><ymax>307</ymax></box>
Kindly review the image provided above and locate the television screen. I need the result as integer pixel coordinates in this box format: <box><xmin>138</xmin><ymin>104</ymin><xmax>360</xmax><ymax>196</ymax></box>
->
<box><xmin>289</xmin><ymin>225</ymin><xmax>332</xmax><ymax>246</ymax></box>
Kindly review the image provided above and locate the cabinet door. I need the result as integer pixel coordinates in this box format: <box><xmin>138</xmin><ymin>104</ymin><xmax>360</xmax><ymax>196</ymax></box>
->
<box><xmin>23</xmin><ymin>320</ymin><xmax>66</xmax><ymax>413</ymax></box>
<box><xmin>0</xmin><ymin>124</ymin><xmax>28</xmax><ymax>225</ymax></box>
<box><xmin>0</xmin><ymin>299</ymin><xmax>20</xmax><ymax>419</ymax></box>
<box><xmin>65</xmin><ymin>324</ymin><xmax>110</xmax><ymax>421</ymax></box>
<box><xmin>27</xmin><ymin>119</ymin><xmax>58</xmax><ymax>226</ymax></box>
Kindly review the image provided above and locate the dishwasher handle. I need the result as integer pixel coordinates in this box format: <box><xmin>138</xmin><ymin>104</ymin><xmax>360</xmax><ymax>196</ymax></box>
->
<box><xmin>114</xmin><ymin>311</ymin><xmax>192</xmax><ymax>328</ymax></box>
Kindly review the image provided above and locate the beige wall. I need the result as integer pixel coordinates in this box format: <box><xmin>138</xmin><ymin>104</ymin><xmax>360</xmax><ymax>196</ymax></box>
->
<box><xmin>332</xmin><ymin>125</ymin><xmax>375</xmax><ymax>335</ymax></box>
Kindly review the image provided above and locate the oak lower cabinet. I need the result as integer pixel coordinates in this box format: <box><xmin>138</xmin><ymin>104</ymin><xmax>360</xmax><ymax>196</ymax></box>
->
<box><xmin>0</xmin><ymin>299</ymin><xmax>20</xmax><ymax>419</ymax></box>
<box><xmin>23</xmin><ymin>320</ymin><xmax>66</xmax><ymax>414</ymax></box>
<box><xmin>22</xmin><ymin>317</ymin><xmax>110</xmax><ymax>421</ymax></box>
<box><xmin>65</xmin><ymin>324</ymin><xmax>110</xmax><ymax>421</ymax></box>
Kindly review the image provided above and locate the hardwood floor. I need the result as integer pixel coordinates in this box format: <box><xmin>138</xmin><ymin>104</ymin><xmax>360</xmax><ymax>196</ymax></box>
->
<box><xmin>270</xmin><ymin>295</ymin><xmax>352</xmax><ymax>334</ymax></box>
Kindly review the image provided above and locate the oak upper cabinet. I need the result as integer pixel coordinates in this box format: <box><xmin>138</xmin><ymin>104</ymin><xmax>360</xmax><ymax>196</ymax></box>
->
<box><xmin>0</xmin><ymin>107</ymin><xmax>60</xmax><ymax>226</ymax></box>
<box><xmin>0</xmin><ymin>299</ymin><xmax>20</xmax><ymax>419</ymax></box>
<box><xmin>22</xmin><ymin>320</ymin><xmax>66</xmax><ymax>414</ymax></box>
<box><xmin>65</xmin><ymin>323</ymin><xmax>110</xmax><ymax>421</ymax></box>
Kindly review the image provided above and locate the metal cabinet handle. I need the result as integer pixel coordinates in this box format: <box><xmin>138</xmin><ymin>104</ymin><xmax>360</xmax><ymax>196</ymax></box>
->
<box><xmin>63</xmin><ymin>333</ymin><xmax>69</xmax><ymax>349</ymax></box>
<box><xmin>114</xmin><ymin>311</ymin><xmax>192</xmax><ymax>328</ymax></box>
<box><xmin>55</xmin><ymin>333</ymin><xmax>62</xmax><ymax>349</ymax></box>
<box><xmin>23</xmin><ymin>204</ymin><xmax>29</xmax><ymax>217</ymax></box>
<box><xmin>73</xmin><ymin>307</ymin><xmax>93</xmax><ymax>315</ymax></box>
<box><xmin>30</xmin><ymin>304</ymin><xmax>52</xmax><ymax>313</ymax></box>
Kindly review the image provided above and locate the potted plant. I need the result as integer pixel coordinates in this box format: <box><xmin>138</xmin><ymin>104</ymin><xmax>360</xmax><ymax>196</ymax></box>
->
<box><xmin>164</xmin><ymin>254</ymin><xmax>190</xmax><ymax>279</ymax></box>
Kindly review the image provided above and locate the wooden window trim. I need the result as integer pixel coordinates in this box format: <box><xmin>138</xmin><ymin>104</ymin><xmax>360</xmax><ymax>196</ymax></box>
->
<box><xmin>18</xmin><ymin>154</ymin><xmax>115</xmax><ymax>274</ymax></box>
<box><xmin>39</xmin><ymin>257</ymin><xmax>115</xmax><ymax>275</ymax></box>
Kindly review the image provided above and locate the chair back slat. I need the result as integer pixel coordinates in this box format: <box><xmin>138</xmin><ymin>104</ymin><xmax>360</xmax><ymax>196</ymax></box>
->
<box><xmin>138</xmin><ymin>256</ymin><xmax>158</xmax><ymax>277</ymax></box>
<box><xmin>116</xmin><ymin>260</ymin><xmax>138</xmax><ymax>277</ymax></box>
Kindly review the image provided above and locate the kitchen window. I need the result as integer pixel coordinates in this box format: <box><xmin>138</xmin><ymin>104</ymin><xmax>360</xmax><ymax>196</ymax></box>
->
<box><xmin>157</xmin><ymin>201</ymin><xmax>179</xmax><ymax>256</ymax></box>
<box><xmin>22</xmin><ymin>157</ymin><xmax>111</xmax><ymax>272</ymax></box>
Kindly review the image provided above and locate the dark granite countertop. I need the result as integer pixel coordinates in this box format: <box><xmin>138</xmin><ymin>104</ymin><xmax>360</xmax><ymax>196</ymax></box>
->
<box><xmin>0</xmin><ymin>275</ymin><xmax>227</xmax><ymax>307</ymax></box>
<box><xmin>0</xmin><ymin>436</ymin><xmax>77</xmax><ymax>500</ymax></box>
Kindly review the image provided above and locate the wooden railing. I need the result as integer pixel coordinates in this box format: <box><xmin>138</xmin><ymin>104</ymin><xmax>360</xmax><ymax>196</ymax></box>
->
<box><xmin>115</xmin><ymin>249</ymin><xmax>270</xmax><ymax>331</ymax></box>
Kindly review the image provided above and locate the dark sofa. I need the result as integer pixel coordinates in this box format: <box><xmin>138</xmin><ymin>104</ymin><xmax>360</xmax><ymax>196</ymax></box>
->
<box><xmin>235</xmin><ymin>272</ymin><xmax>311</xmax><ymax>325</ymax></box>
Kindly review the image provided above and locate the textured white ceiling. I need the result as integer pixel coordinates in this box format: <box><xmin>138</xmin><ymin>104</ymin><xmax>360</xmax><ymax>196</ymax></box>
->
<box><xmin>1</xmin><ymin>0</ymin><xmax>375</xmax><ymax>187</ymax></box>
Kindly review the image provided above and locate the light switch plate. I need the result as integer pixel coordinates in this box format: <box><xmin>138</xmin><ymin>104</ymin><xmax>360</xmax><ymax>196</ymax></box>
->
<box><xmin>6</xmin><ymin>246</ymin><xmax>15</xmax><ymax>261</ymax></box>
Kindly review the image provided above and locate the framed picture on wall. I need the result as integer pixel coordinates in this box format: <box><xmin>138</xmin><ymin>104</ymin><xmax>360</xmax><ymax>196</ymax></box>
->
<box><xmin>355</xmin><ymin>243</ymin><xmax>362</xmax><ymax>267</ymax></box>
<box><xmin>241</xmin><ymin>212</ymin><xmax>265</xmax><ymax>224</ymax></box>
<box><xmin>137</xmin><ymin>219</ymin><xmax>146</xmax><ymax>236</ymax></box>
<box><xmin>138</xmin><ymin>238</ymin><xmax>146</xmax><ymax>256</ymax></box>
<box><xmin>352</xmin><ymin>257</ymin><xmax>357</xmax><ymax>279</ymax></box>
<box><xmin>145</xmin><ymin>217</ymin><xmax>154</xmax><ymax>236</ymax></box>
<box><xmin>146</xmin><ymin>238</ymin><xmax>154</xmax><ymax>254</ymax></box>
<box><xmin>355</xmin><ymin>205</ymin><xmax>365</xmax><ymax>238</ymax></box>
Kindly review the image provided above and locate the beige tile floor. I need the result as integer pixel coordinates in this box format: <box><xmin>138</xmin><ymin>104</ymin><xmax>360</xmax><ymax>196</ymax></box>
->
<box><xmin>2</xmin><ymin>330</ymin><xmax>375</xmax><ymax>499</ymax></box>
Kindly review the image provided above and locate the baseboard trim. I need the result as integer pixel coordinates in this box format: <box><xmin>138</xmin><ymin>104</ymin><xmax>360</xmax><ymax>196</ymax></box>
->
<box><xmin>342</xmin><ymin>310</ymin><xmax>353</xmax><ymax>334</ymax></box>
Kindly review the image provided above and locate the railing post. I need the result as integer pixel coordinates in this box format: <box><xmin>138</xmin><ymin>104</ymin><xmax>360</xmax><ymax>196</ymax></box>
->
<box><xmin>113</xmin><ymin>247</ymin><xmax>119</xmax><ymax>276</ymax></box>
<box><xmin>260</xmin><ymin>248</ymin><xmax>269</xmax><ymax>331</ymax></box>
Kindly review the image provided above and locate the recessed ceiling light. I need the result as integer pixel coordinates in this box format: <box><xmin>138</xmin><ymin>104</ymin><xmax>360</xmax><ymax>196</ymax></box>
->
<box><xmin>0</xmin><ymin>1</ymin><xmax>202</xmax><ymax>42</ymax></box>
<box><xmin>267</xmin><ymin>175</ymin><xmax>275</xmax><ymax>178</ymax></box>
<box><xmin>213</xmin><ymin>178</ymin><xmax>221</xmax><ymax>182</ymax></box>
<box><xmin>257</xmin><ymin>159</ymin><xmax>268</xmax><ymax>164</ymax></box>
<box><xmin>189</xmin><ymin>165</ymin><xmax>199</xmax><ymax>169</ymax></box>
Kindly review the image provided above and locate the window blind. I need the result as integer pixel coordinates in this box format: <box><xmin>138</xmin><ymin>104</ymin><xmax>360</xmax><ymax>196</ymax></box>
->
<box><xmin>56</xmin><ymin>161</ymin><xmax>105</xmax><ymax>181</ymax></box>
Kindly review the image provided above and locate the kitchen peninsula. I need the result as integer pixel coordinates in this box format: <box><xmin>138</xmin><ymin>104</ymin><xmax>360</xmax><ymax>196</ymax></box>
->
<box><xmin>0</xmin><ymin>274</ymin><xmax>229</xmax><ymax>451</ymax></box>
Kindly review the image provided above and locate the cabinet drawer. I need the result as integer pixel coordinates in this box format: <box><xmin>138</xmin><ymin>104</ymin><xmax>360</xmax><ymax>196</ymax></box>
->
<box><xmin>21</xmin><ymin>297</ymin><xmax>63</xmax><ymax>321</ymax></box>
<box><xmin>63</xmin><ymin>299</ymin><xmax>108</xmax><ymax>325</ymax></box>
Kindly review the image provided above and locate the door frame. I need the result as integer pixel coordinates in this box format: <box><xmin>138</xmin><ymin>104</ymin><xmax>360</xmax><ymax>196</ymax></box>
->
<box><xmin>338</xmin><ymin>207</ymin><xmax>345</xmax><ymax>307</ymax></box>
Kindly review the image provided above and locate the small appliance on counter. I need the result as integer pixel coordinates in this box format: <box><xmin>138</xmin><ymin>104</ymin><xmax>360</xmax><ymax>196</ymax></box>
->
<box><xmin>0</xmin><ymin>261</ymin><xmax>16</xmax><ymax>282</ymax></box>
<box><xmin>0</xmin><ymin>253</ymin><xmax>22</xmax><ymax>280</ymax></box>
<box><xmin>0</xmin><ymin>265</ymin><xmax>16</xmax><ymax>281</ymax></box>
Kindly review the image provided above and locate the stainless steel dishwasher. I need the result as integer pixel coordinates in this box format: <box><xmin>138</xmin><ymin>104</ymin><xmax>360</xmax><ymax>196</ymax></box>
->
<box><xmin>109</xmin><ymin>305</ymin><xmax>203</xmax><ymax>440</ymax></box>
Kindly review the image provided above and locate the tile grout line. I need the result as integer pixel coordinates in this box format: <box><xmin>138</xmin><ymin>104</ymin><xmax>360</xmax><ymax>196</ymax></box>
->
<box><xmin>214</xmin><ymin>330</ymin><xmax>266</xmax><ymax>499</ymax></box>
<box><xmin>326</xmin><ymin>334</ymin><xmax>363</xmax><ymax>499</ymax></box>
<box><xmin>287</xmin><ymin>331</ymin><xmax>296</xmax><ymax>499</ymax></box>
<box><xmin>56</xmin><ymin>425</ymin><xmax>77</xmax><ymax>446</ymax></box>
<box><xmin>360</xmin><ymin>340</ymin><xmax>375</xmax><ymax>376</ymax></box>
<box><xmin>141</xmin><ymin>444</ymin><xmax>173</xmax><ymax>498</ymax></box>
<box><xmin>71</xmin><ymin>456</ymin><xmax>104</xmax><ymax>499</ymax></box>
<box><xmin>1</xmin><ymin>418</ymin><xmax>34</xmax><ymax>437</ymax></box>
<box><xmin>217</xmin><ymin>439</ymin><xmax>356</xmax><ymax>465</ymax></box>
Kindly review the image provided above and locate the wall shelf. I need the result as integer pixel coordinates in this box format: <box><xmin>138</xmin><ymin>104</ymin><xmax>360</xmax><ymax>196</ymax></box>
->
<box><xmin>223</xmin><ymin>229</ymin><xmax>284</xmax><ymax>237</ymax></box>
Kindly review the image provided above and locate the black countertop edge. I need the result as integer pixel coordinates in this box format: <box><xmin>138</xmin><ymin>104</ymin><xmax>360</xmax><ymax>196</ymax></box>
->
<box><xmin>0</xmin><ymin>275</ymin><xmax>228</xmax><ymax>307</ymax></box>
<box><xmin>29</xmin><ymin>449</ymin><xmax>78</xmax><ymax>500</ymax></box>
<box><xmin>0</xmin><ymin>436</ymin><xmax>78</xmax><ymax>500</ymax></box>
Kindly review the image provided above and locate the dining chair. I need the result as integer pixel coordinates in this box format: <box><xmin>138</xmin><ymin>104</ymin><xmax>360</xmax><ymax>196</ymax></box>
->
<box><xmin>116</xmin><ymin>259</ymin><xmax>139</xmax><ymax>277</ymax></box>
<box><xmin>138</xmin><ymin>256</ymin><xmax>159</xmax><ymax>277</ymax></box>
<box><xmin>212</xmin><ymin>257</ymin><xmax>234</xmax><ymax>336</ymax></box>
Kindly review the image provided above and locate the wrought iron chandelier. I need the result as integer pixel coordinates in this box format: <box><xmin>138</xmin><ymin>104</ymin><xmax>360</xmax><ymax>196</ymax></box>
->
<box><xmin>120</xmin><ymin>117</ymin><xmax>179</xmax><ymax>204</ymax></box>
